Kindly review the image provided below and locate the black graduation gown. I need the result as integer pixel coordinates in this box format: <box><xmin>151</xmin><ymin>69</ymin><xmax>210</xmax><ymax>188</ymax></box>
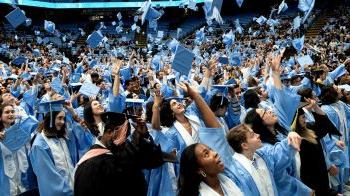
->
<box><xmin>74</xmin><ymin>132</ymin><xmax>164</xmax><ymax>196</ymax></box>
<box><xmin>299</xmin><ymin>113</ymin><xmax>341</xmax><ymax>196</ymax></box>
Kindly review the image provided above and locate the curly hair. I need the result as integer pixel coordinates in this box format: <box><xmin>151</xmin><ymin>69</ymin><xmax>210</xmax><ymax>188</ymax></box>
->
<box><xmin>159</xmin><ymin>100</ymin><xmax>176</xmax><ymax>128</ymax></box>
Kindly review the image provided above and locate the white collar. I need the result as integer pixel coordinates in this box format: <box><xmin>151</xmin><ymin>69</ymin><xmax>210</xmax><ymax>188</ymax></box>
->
<box><xmin>233</xmin><ymin>152</ymin><xmax>254</xmax><ymax>173</ymax></box>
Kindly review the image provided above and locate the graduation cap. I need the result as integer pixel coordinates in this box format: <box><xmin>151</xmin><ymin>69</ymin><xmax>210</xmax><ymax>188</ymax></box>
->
<box><xmin>44</xmin><ymin>20</ymin><xmax>56</xmax><ymax>34</ymax></box>
<box><xmin>255</xmin><ymin>16</ymin><xmax>267</xmax><ymax>25</ymax></box>
<box><xmin>297</xmin><ymin>55</ymin><xmax>314</xmax><ymax>66</ymax></box>
<box><xmin>292</xmin><ymin>36</ymin><xmax>305</xmax><ymax>53</ymax></box>
<box><xmin>2</xmin><ymin>116</ymin><xmax>38</xmax><ymax>151</ymax></box>
<box><xmin>212</xmin><ymin>85</ymin><xmax>233</xmax><ymax>104</ymax></box>
<box><xmin>218</xmin><ymin>56</ymin><xmax>229</xmax><ymax>65</ymax></box>
<box><xmin>235</xmin><ymin>19</ymin><xmax>244</xmax><ymax>34</ymax></box>
<box><xmin>229</xmin><ymin>52</ymin><xmax>241</xmax><ymax>66</ymax></box>
<box><xmin>277</xmin><ymin>0</ymin><xmax>288</xmax><ymax>14</ymax></box>
<box><xmin>117</xmin><ymin>12</ymin><xmax>122</xmax><ymax>20</ymax></box>
<box><xmin>188</xmin><ymin>0</ymin><xmax>198</xmax><ymax>11</ymax></box>
<box><xmin>195</xmin><ymin>28</ymin><xmax>205</xmax><ymax>45</ymax></box>
<box><xmin>79</xmin><ymin>82</ymin><xmax>101</xmax><ymax>97</ymax></box>
<box><xmin>5</xmin><ymin>8</ymin><xmax>27</xmax><ymax>29</ymax></box>
<box><xmin>38</xmin><ymin>99</ymin><xmax>66</xmax><ymax>127</ymax></box>
<box><xmin>25</xmin><ymin>18</ymin><xmax>32</xmax><ymax>27</ymax></box>
<box><xmin>51</xmin><ymin>77</ymin><xmax>65</xmax><ymax>95</ymax></box>
<box><xmin>102</xmin><ymin>112</ymin><xmax>128</xmax><ymax>129</ymax></box>
<box><xmin>86</xmin><ymin>31</ymin><xmax>103</xmax><ymax>49</ymax></box>
<box><xmin>293</xmin><ymin>16</ymin><xmax>301</xmax><ymax>30</ymax></box>
<box><xmin>298</xmin><ymin>0</ymin><xmax>314</xmax><ymax>12</ymax></box>
<box><xmin>11</xmin><ymin>56</ymin><xmax>27</xmax><ymax>66</ymax></box>
<box><xmin>141</xmin><ymin>0</ymin><xmax>162</xmax><ymax>25</ymax></box>
<box><xmin>236</xmin><ymin>0</ymin><xmax>244</xmax><ymax>7</ymax></box>
<box><xmin>120</xmin><ymin>67</ymin><xmax>132</xmax><ymax>81</ymax></box>
<box><xmin>222</xmin><ymin>30</ymin><xmax>235</xmax><ymax>48</ymax></box>
<box><xmin>172</xmin><ymin>45</ymin><xmax>194</xmax><ymax>76</ymax></box>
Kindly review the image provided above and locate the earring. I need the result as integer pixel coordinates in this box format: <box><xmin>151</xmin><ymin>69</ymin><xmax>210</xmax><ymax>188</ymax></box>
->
<box><xmin>200</xmin><ymin>170</ymin><xmax>207</xmax><ymax>178</ymax></box>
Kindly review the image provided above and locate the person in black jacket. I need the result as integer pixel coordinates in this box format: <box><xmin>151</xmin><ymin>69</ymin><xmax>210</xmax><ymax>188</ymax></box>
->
<box><xmin>74</xmin><ymin>112</ymin><xmax>165</xmax><ymax>196</ymax></box>
<box><xmin>293</xmin><ymin>90</ymin><xmax>342</xmax><ymax>196</ymax></box>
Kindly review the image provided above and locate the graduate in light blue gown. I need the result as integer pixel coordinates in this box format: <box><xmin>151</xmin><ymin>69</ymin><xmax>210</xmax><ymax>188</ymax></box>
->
<box><xmin>30</xmin><ymin>100</ymin><xmax>94</xmax><ymax>196</ymax></box>
<box><xmin>144</xmin><ymin>93</ymin><xmax>177</xmax><ymax>196</ymax></box>
<box><xmin>245</xmin><ymin>52</ymin><xmax>312</xmax><ymax>196</ymax></box>
<box><xmin>320</xmin><ymin>85</ymin><xmax>350</xmax><ymax>188</ymax></box>
<box><xmin>0</xmin><ymin>104</ymin><xmax>38</xmax><ymax>196</ymax></box>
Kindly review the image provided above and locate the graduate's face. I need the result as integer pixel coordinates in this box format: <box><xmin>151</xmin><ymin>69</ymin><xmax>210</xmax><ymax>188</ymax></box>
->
<box><xmin>215</xmin><ymin>105</ymin><xmax>228</xmax><ymax>117</ymax></box>
<box><xmin>195</xmin><ymin>144</ymin><xmax>225</xmax><ymax>177</ymax></box>
<box><xmin>55</xmin><ymin>111</ymin><xmax>65</xmax><ymax>131</ymax></box>
<box><xmin>1</xmin><ymin>105</ymin><xmax>15</xmax><ymax>125</ymax></box>
<box><xmin>298</xmin><ymin>114</ymin><xmax>307</xmax><ymax>128</ymax></box>
<box><xmin>170</xmin><ymin>99</ymin><xmax>185</xmax><ymax>114</ymax></box>
<box><xmin>1</xmin><ymin>93</ymin><xmax>15</xmax><ymax>105</ymax></box>
<box><xmin>256</xmin><ymin>108</ymin><xmax>278</xmax><ymax>126</ymax></box>
<box><xmin>243</xmin><ymin>128</ymin><xmax>262</xmax><ymax>151</ymax></box>
<box><xmin>91</xmin><ymin>100</ymin><xmax>104</xmax><ymax>115</ymax></box>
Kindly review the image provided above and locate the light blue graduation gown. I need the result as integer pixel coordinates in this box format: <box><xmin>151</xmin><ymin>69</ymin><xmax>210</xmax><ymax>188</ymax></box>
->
<box><xmin>324</xmin><ymin>64</ymin><xmax>347</xmax><ymax>85</ymax></box>
<box><xmin>145</xmin><ymin>130</ymin><xmax>177</xmax><ymax>196</ymax></box>
<box><xmin>0</xmin><ymin>145</ymin><xmax>37</xmax><ymax>196</ymax></box>
<box><xmin>267</xmin><ymin>85</ymin><xmax>300</xmax><ymax>132</ymax></box>
<box><xmin>321</xmin><ymin>101</ymin><xmax>350</xmax><ymax>183</ymax></box>
<box><xmin>108</xmin><ymin>92</ymin><xmax>126</xmax><ymax>113</ymax></box>
<box><xmin>259</xmin><ymin>143</ymin><xmax>311</xmax><ymax>196</ymax></box>
<box><xmin>199</xmin><ymin>127</ymin><xmax>259</xmax><ymax>196</ymax></box>
<box><xmin>0</xmin><ymin>116</ymin><xmax>39</xmax><ymax>196</ymax></box>
<box><xmin>30</xmin><ymin>122</ymin><xmax>94</xmax><ymax>196</ymax></box>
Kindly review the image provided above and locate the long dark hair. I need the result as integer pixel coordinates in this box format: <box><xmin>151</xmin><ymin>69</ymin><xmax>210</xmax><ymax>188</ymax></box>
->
<box><xmin>159</xmin><ymin>100</ymin><xmax>176</xmax><ymax>127</ymax></box>
<box><xmin>178</xmin><ymin>143</ymin><xmax>203</xmax><ymax>196</ymax></box>
<box><xmin>83</xmin><ymin>100</ymin><xmax>99</xmax><ymax>136</ymax></box>
<box><xmin>42</xmin><ymin>111</ymin><xmax>66</xmax><ymax>138</ymax></box>
<box><xmin>244</xmin><ymin>109</ymin><xmax>288</xmax><ymax>145</ymax></box>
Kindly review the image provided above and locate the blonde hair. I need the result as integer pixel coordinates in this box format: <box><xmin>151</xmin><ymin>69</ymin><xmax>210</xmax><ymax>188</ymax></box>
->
<box><xmin>291</xmin><ymin>109</ymin><xmax>317</xmax><ymax>145</ymax></box>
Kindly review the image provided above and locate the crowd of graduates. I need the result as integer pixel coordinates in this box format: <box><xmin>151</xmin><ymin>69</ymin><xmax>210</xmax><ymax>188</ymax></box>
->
<box><xmin>0</xmin><ymin>0</ymin><xmax>350</xmax><ymax>195</ymax></box>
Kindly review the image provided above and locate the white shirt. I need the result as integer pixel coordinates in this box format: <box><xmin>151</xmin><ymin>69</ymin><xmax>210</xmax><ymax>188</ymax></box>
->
<box><xmin>233</xmin><ymin>153</ymin><xmax>275</xmax><ymax>196</ymax></box>
<box><xmin>199</xmin><ymin>174</ymin><xmax>243</xmax><ymax>196</ymax></box>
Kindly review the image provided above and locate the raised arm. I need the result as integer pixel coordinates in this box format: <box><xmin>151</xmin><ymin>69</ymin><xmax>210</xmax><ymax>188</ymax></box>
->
<box><xmin>111</xmin><ymin>58</ymin><xmax>122</xmax><ymax>96</ymax></box>
<box><xmin>151</xmin><ymin>90</ymin><xmax>163</xmax><ymax>131</ymax></box>
<box><xmin>178</xmin><ymin>82</ymin><xmax>220</xmax><ymax>128</ymax></box>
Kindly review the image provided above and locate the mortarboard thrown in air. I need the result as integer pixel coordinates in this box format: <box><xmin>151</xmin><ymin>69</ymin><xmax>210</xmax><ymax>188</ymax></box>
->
<box><xmin>11</xmin><ymin>56</ymin><xmax>27</xmax><ymax>66</ymax></box>
<box><xmin>188</xmin><ymin>0</ymin><xmax>198</xmax><ymax>11</ymax></box>
<box><xmin>235</xmin><ymin>19</ymin><xmax>244</xmax><ymax>34</ymax></box>
<box><xmin>44</xmin><ymin>20</ymin><xmax>56</xmax><ymax>34</ymax></box>
<box><xmin>141</xmin><ymin>0</ymin><xmax>163</xmax><ymax>25</ymax></box>
<box><xmin>293</xmin><ymin>16</ymin><xmax>301</xmax><ymax>30</ymax></box>
<box><xmin>86</xmin><ymin>30</ymin><xmax>103</xmax><ymax>49</ymax></box>
<box><xmin>255</xmin><ymin>15</ymin><xmax>267</xmax><ymax>25</ymax></box>
<box><xmin>168</xmin><ymin>38</ymin><xmax>179</xmax><ymax>53</ymax></box>
<box><xmin>292</xmin><ymin>35</ymin><xmax>305</xmax><ymax>53</ymax></box>
<box><xmin>172</xmin><ymin>45</ymin><xmax>195</xmax><ymax>76</ymax></box>
<box><xmin>236</xmin><ymin>0</ymin><xmax>244</xmax><ymax>7</ymax></box>
<box><xmin>297</xmin><ymin>55</ymin><xmax>314</xmax><ymax>66</ymax></box>
<box><xmin>277</xmin><ymin>0</ymin><xmax>288</xmax><ymax>14</ymax></box>
<box><xmin>222</xmin><ymin>30</ymin><xmax>235</xmax><ymax>48</ymax></box>
<box><xmin>229</xmin><ymin>52</ymin><xmax>241</xmax><ymax>66</ymax></box>
<box><xmin>5</xmin><ymin>8</ymin><xmax>27</xmax><ymax>29</ymax></box>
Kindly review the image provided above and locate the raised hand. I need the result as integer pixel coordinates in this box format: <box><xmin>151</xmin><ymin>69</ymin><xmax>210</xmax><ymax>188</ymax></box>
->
<box><xmin>287</xmin><ymin>132</ymin><xmax>302</xmax><ymax>151</ymax></box>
